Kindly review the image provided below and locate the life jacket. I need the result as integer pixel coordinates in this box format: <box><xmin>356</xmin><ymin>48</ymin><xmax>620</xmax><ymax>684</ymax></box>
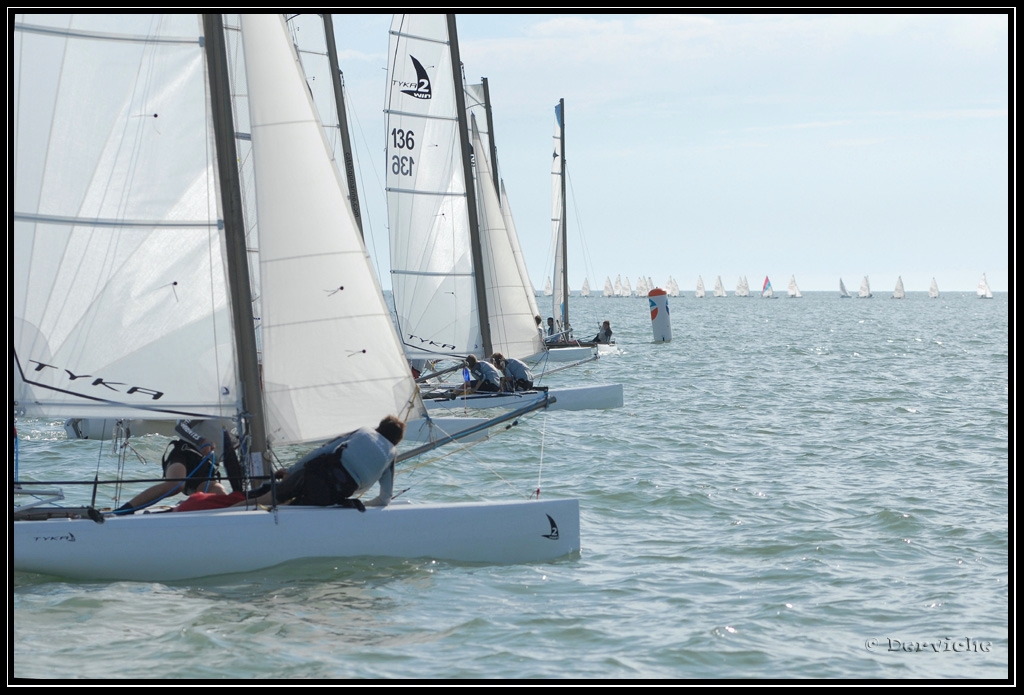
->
<box><xmin>162</xmin><ymin>439</ymin><xmax>217</xmax><ymax>494</ymax></box>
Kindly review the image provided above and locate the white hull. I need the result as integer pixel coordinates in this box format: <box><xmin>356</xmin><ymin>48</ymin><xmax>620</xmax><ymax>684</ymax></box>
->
<box><xmin>424</xmin><ymin>384</ymin><xmax>623</xmax><ymax>413</ymax></box>
<box><xmin>64</xmin><ymin>418</ymin><xmax>179</xmax><ymax>441</ymax></box>
<box><xmin>405</xmin><ymin>417</ymin><xmax>492</xmax><ymax>444</ymax></box>
<box><xmin>526</xmin><ymin>345</ymin><xmax>596</xmax><ymax>364</ymax></box>
<box><xmin>14</xmin><ymin>498</ymin><xmax>580</xmax><ymax>581</ymax></box>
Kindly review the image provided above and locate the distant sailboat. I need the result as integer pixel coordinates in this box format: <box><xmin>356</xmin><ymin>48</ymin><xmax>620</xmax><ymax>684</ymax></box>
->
<box><xmin>787</xmin><ymin>275</ymin><xmax>802</xmax><ymax>298</ymax></box>
<box><xmin>603</xmin><ymin>276</ymin><xmax>614</xmax><ymax>297</ymax></box>
<box><xmin>858</xmin><ymin>276</ymin><xmax>873</xmax><ymax>298</ymax></box>
<box><xmin>839</xmin><ymin>277</ymin><xmax>851</xmax><ymax>298</ymax></box>
<box><xmin>977</xmin><ymin>273</ymin><xmax>993</xmax><ymax>299</ymax></box>
<box><xmin>736</xmin><ymin>276</ymin><xmax>750</xmax><ymax>297</ymax></box>
<box><xmin>580</xmin><ymin>278</ymin><xmax>590</xmax><ymax>297</ymax></box>
<box><xmin>622</xmin><ymin>276</ymin><xmax>633</xmax><ymax>297</ymax></box>
<box><xmin>761</xmin><ymin>276</ymin><xmax>773</xmax><ymax>298</ymax></box>
<box><xmin>543</xmin><ymin>276</ymin><xmax>553</xmax><ymax>296</ymax></box>
<box><xmin>695</xmin><ymin>276</ymin><xmax>706</xmax><ymax>298</ymax></box>
<box><xmin>666</xmin><ymin>276</ymin><xmax>680</xmax><ymax>297</ymax></box>
<box><xmin>928</xmin><ymin>277</ymin><xmax>939</xmax><ymax>299</ymax></box>
<box><xmin>892</xmin><ymin>276</ymin><xmax>905</xmax><ymax>299</ymax></box>
<box><xmin>614</xmin><ymin>274</ymin><xmax>623</xmax><ymax>297</ymax></box>
<box><xmin>713</xmin><ymin>276</ymin><xmax>727</xmax><ymax>297</ymax></box>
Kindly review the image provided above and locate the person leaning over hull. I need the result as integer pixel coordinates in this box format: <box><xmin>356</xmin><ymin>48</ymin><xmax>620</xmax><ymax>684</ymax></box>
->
<box><xmin>464</xmin><ymin>354</ymin><xmax>503</xmax><ymax>393</ymax></box>
<box><xmin>490</xmin><ymin>352</ymin><xmax>534</xmax><ymax>391</ymax></box>
<box><xmin>240</xmin><ymin>415</ymin><xmax>406</xmax><ymax>511</ymax></box>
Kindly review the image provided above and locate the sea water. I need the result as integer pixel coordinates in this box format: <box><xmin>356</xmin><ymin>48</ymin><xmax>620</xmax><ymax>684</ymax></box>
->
<box><xmin>12</xmin><ymin>292</ymin><xmax>1009</xmax><ymax>679</ymax></box>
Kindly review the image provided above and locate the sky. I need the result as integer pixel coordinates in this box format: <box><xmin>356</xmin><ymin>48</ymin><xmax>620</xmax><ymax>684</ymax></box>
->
<box><xmin>325</xmin><ymin>13</ymin><xmax>1010</xmax><ymax>293</ymax></box>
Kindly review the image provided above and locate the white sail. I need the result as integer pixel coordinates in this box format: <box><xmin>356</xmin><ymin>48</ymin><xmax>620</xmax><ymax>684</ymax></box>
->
<box><xmin>13</xmin><ymin>14</ymin><xmax>239</xmax><ymax>421</ymax></box>
<box><xmin>667</xmin><ymin>276</ymin><xmax>680</xmax><ymax>297</ymax></box>
<box><xmin>470</xmin><ymin>117</ymin><xmax>545</xmax><ymax>359</ymax></box>
<box><xmin>787</xmin><ymin>275</ymin><xmax>802</xmax><ymax>298</ymax></box>
<box><xmin>581</xmin><ymin>278</ymin><xmax>590</xmax><ymax>297</ymax></box>
<box><xmin>603</xmin><ymin>276</ymin><xmax>614</xmax><ymax>297</ymax></box>
<box><xmin>840</xmin><ymin>278</ymin><xmax>851</xmax><ymax>298</ymax></box>
<box><xmin>714</xmin><ymin>276</ymin><xmax>727</xmax><ymax>297</ymax></box>
<box><xmin>614</xmin><ymin>275</ymin><xmax>623</xmax><ymax>297</ymax></box>
<box><xmin>859</xmin><ymin>276</ymin><xmax>872</xmax><ymax>298</ymax></box>
<box><xmin>977</xmin><ymin>273</ymin><xmax>993</xmax><ymax>299</ymax></box>
<box><xmin>465</xmin><ymin>81</ymin><xmax>544</xmax><ymax>344</ymax></box>
<box><xmin>622</xmin><ymin>276</ymin><xmax>633</xmax><ymax>297</ymax></box>
<box><xmin>929</xmin><ymin>277</ymin><xmax>939</xmax><ymax>298</ymax></box>
<box><xmin>695</xmin><ymin>276</ymin><xmax>705</xmax><ymax>299</ymax></box>
<box><xmin>543</xmin><ymin>277</ymin><xmax>553</xmax><ymax>296</ymax></box>
<box><xmin>244</xmin><ymin>14</ymin><xmax>422</xmax><ymax>445</ymax></box>
<box><xmin>892</xmin><ymin>276</ymin><xmax>905</xmax><ymax>299</ymax></box>
<box><xmin>736</xmin><ymin>276</ymin><xmax>749</xmax><ymax>297</ymax></box>
<box><xmin>498</xmin><ymin>180</ymin><xmax>544</xmax><ymax>336</ymax></box>
<box><xmin>385</xmin><ymin>15</ymin><xmax>481</xmax><ymax>359</ymax></box>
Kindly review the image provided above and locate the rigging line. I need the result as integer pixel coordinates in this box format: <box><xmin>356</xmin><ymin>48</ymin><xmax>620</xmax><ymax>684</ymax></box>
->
<box><xmin>565</xmin><ymin>167</ymin><xmax>599</xmax><ymax>292</ymax></box>
<box><xmin>536</xmin><ymin>411</ymin><xmax>547</xmax><ymax>499</ymax></box>
<box><xmin>347</xmin><ymin>75</ymin><xmax>390</xmax><ymax>291</ymax></box>
<box><xmin>400</xmin><ymin>410</ymin><xmax>545</xmax><ymax>500</ymax></box>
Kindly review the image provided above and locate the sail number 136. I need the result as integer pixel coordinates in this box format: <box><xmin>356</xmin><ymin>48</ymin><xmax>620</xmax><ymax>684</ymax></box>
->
<box><xmin>391</xmin><ymin>128</ymin><xmax>415</xmax><ymax>176</ymax></box>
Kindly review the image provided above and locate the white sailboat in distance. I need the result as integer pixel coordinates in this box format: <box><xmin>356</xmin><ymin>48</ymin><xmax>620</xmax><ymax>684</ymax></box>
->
<box><xmin>977</xmin><ymin>273</ymin><xmax>993</xmax><ymax>299</ymax></box>
<box><xmin>892</xmin><ymin>276</ymin><xmax>905</xmax><ymax>299</ymax></box>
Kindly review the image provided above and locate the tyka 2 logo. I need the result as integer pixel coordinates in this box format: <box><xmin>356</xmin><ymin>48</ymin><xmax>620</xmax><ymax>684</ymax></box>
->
<box><xmin>399</xmin><ymin>56</ymin><xmax>432</xmax><ymax>100</ymax></box>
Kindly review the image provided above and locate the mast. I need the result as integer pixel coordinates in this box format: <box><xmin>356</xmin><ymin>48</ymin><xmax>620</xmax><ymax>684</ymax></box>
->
<box><xmin>321</xmin><ymin>14</ymin><xmax>363</xmax><ymax>239</ymax></box>
<box><xmin>448</xmin><ymin>13</ymin><xmax>492</xmax><ymax>357</ymax></box>
<box><xmin>203</xmin><ymin>14</ymin><xmax>268</xmax><ymax>474</ymax></box>
<box><xmin>557</xmin><ymin>98</ymin><xmax>569</xmax><ymax>332</ymax></box>
<box><xmin>480</xmin><ymin>77</ymin><xmax>501</xmax><ymax>196</ymax></box>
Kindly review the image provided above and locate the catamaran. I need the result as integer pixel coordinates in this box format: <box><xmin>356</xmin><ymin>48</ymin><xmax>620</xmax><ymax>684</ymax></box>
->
<box><xmin>13</xmin><ymin>13</ymin><xmax>580</xmax><ymax>581</ymax></box>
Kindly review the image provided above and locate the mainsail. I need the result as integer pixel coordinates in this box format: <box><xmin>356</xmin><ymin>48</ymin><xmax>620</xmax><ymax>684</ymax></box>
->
<box><xmin>892</xmin><ymin>276</ymin><xmax>905</xmax><ymax>299</ymax></box>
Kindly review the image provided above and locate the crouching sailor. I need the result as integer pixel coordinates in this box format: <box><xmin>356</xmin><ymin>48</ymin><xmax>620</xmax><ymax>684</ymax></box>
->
<box><xmin>242</xmin><ymin>415</ymin><xmax>406</xmax><ymax>510</ymax></box>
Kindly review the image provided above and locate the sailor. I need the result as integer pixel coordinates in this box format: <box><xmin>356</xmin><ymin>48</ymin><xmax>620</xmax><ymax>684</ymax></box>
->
<box><xmin>464</xmin><ymin>354</ymin><xmax>502</xmax><ymax>393</ymax></box>
<box><xmin>491</xmin><ymin>352</ymin><xmax>534</xmax><ymax>391</ymax></box>
<box><xmin>113</xmin><ymin>419</ymin><xmax>229</xmax><ymax>514</ymax></box>
<box><xmin>243</xmin><ymin>415</ymin><xmax>406</xmax><ymax>510</ymax></box>
<box><xmin>594</xmin><ymin>320</ymin><xmax>613</xmax><ymax>344</ymax></box>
